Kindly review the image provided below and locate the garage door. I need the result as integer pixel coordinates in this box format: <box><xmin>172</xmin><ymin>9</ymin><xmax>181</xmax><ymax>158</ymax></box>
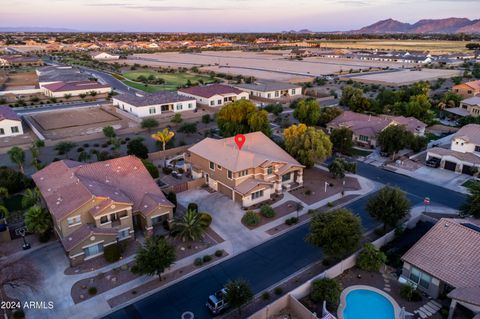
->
<box><xmin>444</xmin><ymin>161</ymin><xmax>457</xmax><ymax>172</ymax></box>
<box><xmin>462</xmin><ymin>165</ymin><xmax>474</xmax><ymax>175</ymax></box>
<box><xmin>217</xmin><ymin>182</ymin><xmax>233</xmax><ymax>199</ymax></box>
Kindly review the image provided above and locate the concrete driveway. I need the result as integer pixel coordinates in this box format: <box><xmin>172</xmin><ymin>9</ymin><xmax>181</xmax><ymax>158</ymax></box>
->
<box><xmin>177</xmin><ymin>189</ymin><xmax>267</xmax><ymax>254</ymax></box>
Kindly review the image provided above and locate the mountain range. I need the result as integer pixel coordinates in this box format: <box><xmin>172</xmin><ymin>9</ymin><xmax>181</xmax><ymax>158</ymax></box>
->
<box><xmin>353</xmin><ymin>18</ymin><xmax>480</xmax><ymax>34</ymax></box>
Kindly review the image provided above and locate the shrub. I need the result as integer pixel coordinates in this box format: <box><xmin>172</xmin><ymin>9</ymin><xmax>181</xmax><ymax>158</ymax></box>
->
<box><xmin>76</xmin><ymin>147</ymin><xmax>84</xmax><ymax>152</ymax></box>
<box><xmin>199</xmin><ymin>212</ymin><xmax>212</xmax><ymax>228</ymax></box>
<box><xmin>202</xmin><ymin>114</ymin><xmax>211</xmax><ymax>124</ymax></box>
<box><xmin>83</xmin><ymin>143</ymin><xmax>90</xmax><ymax>148</ymax></box>
<box><xmin>305</xmin><ymin>189</ymin><xmax>312</xmax><ymax>196</ymax></box>
<box><xmin>400</xmin><ymin>284</ymin><xmax>422</xmax><ymax>302</ymax></box>
<box><xmin>194</xmin><ymin>257</ymin><xmax>203</xmax><ymax>266</ymax></box>
<box><xmin>38</xmin><ymin>230</ymin><xmax>51</xmax><ymax>243</ymax></box>
<box><xmin>187</xmin><ymin>203</ymin><xmax>198</xmax><ymax>213</ymax></box>
<box><xmin>203</xmin><ymin>255</ymin><xmax>212</xmax><ymax>263</ymax></box>
<box><xmin>104</xmin><ymin>244</ymin><xmax>121</xmax><ymax>263</ymax></box>
<box><xmin>142</xmin><ymin>159</ymin><xmax>159</xmax><ymax>179</ymax></box>
<box><xmin>260</xmin><ymin>205</ymin><xmax>275</xmax><ymax>218</ymax></box>
<box><xmin>327</xmin><ymin>202</ymin><xmax>334</xmax><ymax>207</ymax></box>
<box><xmin>242</xmin><ymin>211</ymin><xmax>260</xmax><ymax>226</ymax></box>
<box><xmin>162</xmin><ymin>167</ymin><xmax>173</xmax><ymax>175</ymax></box>
<box><xmin>310</xmin><ymin>278</ymin><xmax>341</xmax><ymax>311</ymax></box>
<box><xmin>261</xmin><ymin>292</ymin><xmax>270</xmax><ymax>300</ymax></box>
<box><xmin>357</xmin><ymin>243</ymin><xmax>387</xmax><ymax>272</ymax></box>
<box><xmin>285</xmin><ymin>217</ymin><xmax>299</xmax><ymax>225</ymax></box>
<box><xmin>214</xmin><ymin>250</ymin><xmax>223</xmax><ymax>257</ymax></box>
<box><xmin>273</xmin><ymin>287</ymin><xmax>283</xmax><ymax>295</ymax></box>
<box><xmin>88</xmin><ymin>287</ymin><xmax>98</xmax><ymax>295</ymax></box>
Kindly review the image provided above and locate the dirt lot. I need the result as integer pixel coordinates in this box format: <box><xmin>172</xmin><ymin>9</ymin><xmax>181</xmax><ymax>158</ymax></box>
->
<box><xmin>0</xmin><ymin>71</ymin><xmax>38</xmax><ymax>90</ymax></box>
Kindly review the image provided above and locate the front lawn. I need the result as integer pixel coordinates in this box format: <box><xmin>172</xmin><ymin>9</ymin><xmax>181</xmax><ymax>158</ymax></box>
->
<box><xmin>462</xmin><ymin>179</ymin><xmax>480</xmax><ymax>189</ymax></box>
<box><xmin>122</xmin><ymin>70</ymin><xmax>215</xmax><ymax>91</ymax></box>
<box><xmin>350</xmin><ymin>148</ymin><xmax>373</xmax><ymax>157</ymax></box>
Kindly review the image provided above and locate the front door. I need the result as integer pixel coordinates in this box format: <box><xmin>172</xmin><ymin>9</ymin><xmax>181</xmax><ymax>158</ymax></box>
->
<box><xmin>205</xmin><ymin>173</ymin><xmax>209</xmax><ymax>183</ymax></box>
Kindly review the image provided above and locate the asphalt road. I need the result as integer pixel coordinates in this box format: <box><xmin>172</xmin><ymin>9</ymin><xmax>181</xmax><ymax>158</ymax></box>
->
<box><xmin>102</xmin><ymin>163</ymin><xmax>467</xmax><ymax>319</ymax></box>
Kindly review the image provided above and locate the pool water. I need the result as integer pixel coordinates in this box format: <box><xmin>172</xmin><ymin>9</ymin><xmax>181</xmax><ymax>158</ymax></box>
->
<box><xmin>343</xmin><ymin>289</ymin><xmax>395</xmax><ymax>319</ymax></box>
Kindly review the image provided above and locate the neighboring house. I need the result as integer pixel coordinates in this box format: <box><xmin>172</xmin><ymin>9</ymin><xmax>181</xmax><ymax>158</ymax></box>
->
<box><xmin>401</xmin><ymin>218</ymin><xmax>480</xmax><ymax>319</ymax></box>
<box><xmin>453</xmin><ymin>80</ymin><xmax>480</xmax><ymax>98</ymax></box>
<box><xmin>42</xmin><ymin>80</ymin><xmax>111</xmax><ymax>98</ymax></box>
<box><xmin>32</xmin><ymin>156</ymin><xmax>174</xmax><ymax>265</ymax></box>
<box><xmin>426</xmin><ymin>124</ymin><xmax>480</xmax><ymax>175</ymax></box>
<box><xmin>178</xmin><ymin>84</ymin><xmax>249</xmax><ymax>107</ymax></box>
<box><xmin>0</xmin><ymin>106</ymin><xmax>23</xmax><ymax>137</ymax></box>
<box><xmin>89</xmin><ymin>52</ymin><xmax>120</xmax><ymax>60</ymax></box>
<box><xmin>112</xmin><ymin>92</ymin><xmax>196</xmax><ymax>118</ymax></box>
<box><xmin>186</xmin><ymin>131</ymin><xmax>304</xmax><ymax>208</ymax></box>
<box><xmin>233</xmin><ymin>81</ymin><xmax>302</xmax><ymax>99</ymax></box>
<box><xmin>0</xmin><ymin>55</ymin><xmax>43</xmax><ymax>67</ymax></box>
<box><xmin>445</xmin><ymin>96</ymin><xmax>480</xmax><ymax>119</ymax></box>
<box><xmin>37</xmin><ymin>66</ymin><xmax>91</xmax><ymax>87</ymax></box>
<box><xmin>326</xmin><ymin>111</ymin><xmax>426</xmax><ymax>148</ymax></box>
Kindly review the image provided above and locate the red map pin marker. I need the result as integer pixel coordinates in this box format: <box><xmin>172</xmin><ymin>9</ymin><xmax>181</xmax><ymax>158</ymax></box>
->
<box><xmin>234</xmin><ymin>134</ymin><xmax>246</xmax><ymax>150</ymax></box>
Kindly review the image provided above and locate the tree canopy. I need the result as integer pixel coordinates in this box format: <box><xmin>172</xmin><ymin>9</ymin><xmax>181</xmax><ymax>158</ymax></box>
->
<box><xmin>330</xmin><ymin>127</ymin><xmax>353</xmax><ymax>155</ymax></box>
<box><xmin>216</xmin><ymin>99</ymin><xmax>270</xmax><ymax>137</ymax></box>
<box><xmin>293</xmin><ymin>98</ymin><xmax>321</xmax><ymax>126</ymax></box>
<box><xmin>127</xmin><ymin>138</ymin><xmax>149</xmax><ymax>159</ymax></box>
<box><xmin>461</xmin><ymin>181</ymin><xmax>480</xmax><ymax>218</ymax></box>
<box><xmin>357</xmin><ymin>243</ymin><xmax>387</xmax><ymax>272</ymax></box>
<box><xmin>224</xmin><ymin>279</ymin><xmax>253</xmax><ymax>315</ymax></box>
<box><xmin>132</xmin><ymin>236</ymin><xmax>176</xmax><ymax>280</ymax></box>
<box><xmin>366</xmin><ymin>186</ymin><xmax>411</xmax><ymax>231</ymax></box>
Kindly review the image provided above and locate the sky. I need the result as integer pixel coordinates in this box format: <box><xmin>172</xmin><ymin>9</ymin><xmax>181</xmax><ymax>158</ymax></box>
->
<box><xmin>1</xmin><ymin>0</ymin><xmax>479</xmax><ymax>32</ymax></box>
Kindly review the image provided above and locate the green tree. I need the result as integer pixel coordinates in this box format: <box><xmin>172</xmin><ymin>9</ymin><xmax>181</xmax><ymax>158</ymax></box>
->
<box><xmin>141</xmin><ymin>118</ymin><xmax>159</xmax><ymax>133</ymax></box>
<box><xmin>78</xmin><ymin>151</ymin><xmax>91</xmax><ymax>162</ymax></box>
<box><xmin>142</xmin><ymin>159</ymin><xmax>159</xmax><ymax>179</ymax></box>
<box><xmin>7</xmin><ymin>147</ymin><xmax>25</xmax><ymax>174</ymax></box>
<box><xmin>328</xmin><ymin>159</ymin><xmax>346</xmax><ymax>179</ymax></box>
<box><xmin>224</xmin><ymin>279</ymin><xmax>253</xmax><ymax>315</ymax></box>
<box><xmin>24</xmin><ymin>205</ymin><xmax>52</xmax><ymax>236</ymax></box>
<box><xmin>54</xmin><ymin>141</ymin><xmax>77</xmax><ymax>159</ymax></box>
<box><xmin>283</xmin><ymin>124</ymin><xmax>332</xmax><ymax>168</ymax></box>
<box><xmin>310</xmin><ymin>278</ymin><xmax>341</xmax><ymax>311</ymax></box>
<box><xmin>461</xmin><ymin>181</ymin><xmax>480</xmax><ymax>218</ymax></box>
<box><xmin>30</xmin><ymin>144</ymin><xmax>42</xmax><ymax>171</ymax></box>
<box><xmin>217</xmin><ymin>99</ymin><xmax>270</xmax><ymax>137</ymax></box>
<box><xmin>0</xmin><ymin>205</ymin><xmax>9</xmax><ymax>220</ymax></box>
<box><xmin>293</xmin><ymin>98</ymin><xmax>321</xmax><ymax>126</ymax></box>
<box><xmin>330</xmin><ymin>127</ymin><xmax>353</xmax><ymax>155</ymax></box>
<box><xmin>131</xmin><ymin>236</ymin><xmax>176</xmax><ymax>280</ymax></box>
<box><xmin>102</xmin><ymin>126</ymin><xmax>116</xmax><ymax>141</ymax></box>
<box><xmin>171</xmin><ymin>113</ymin><xmax>183</xmax><ymax>124</ymax></box>
<box><xmin>127</xmin><ymin>138</ymin><xmax>149</xmax><ymax>159</ymax></box>
<box><xmin>171</xmin><ymin>209</ymin><xmax>205</xmax><ymax>242</ymax></box>
<box><xmin>439</xmin><ymin>92</ymin><xmax>463</xmax><ymax>109</ymax></box>
<box><xmin>340</xmin><ymin>86</ymin><xmax>371</xmax><ymax>113</ymax></box>
<box><xmin>405</xmin><ymin>95</ymin><xmax>431</xmax><ymax>121</ymax></box>
<box><xmin>306</xmin><ymin>208</ymin><xmax>362</xmax><ymax>259</ymax></box>
<box><xmin>377</xmin><ymin>125</ymin><xmax>412</xmax><ymax>158</ymax></box>
<box><xmin>166</xmin><ymin>191</ymin><xmax>177</xmax><ymax>214</ymax></box>
<box><xmin>21</xmin><ymin>188</ymin><xmax>41</xmax><ymax>209</ymax></box>
<box><xmin>357</xmin><ymin>243</ymin><xmax>387</xmax><ymax>272</ymax></box>
<box><xmin>366</xmin><ymin>186</ymin><xmax>411</xmax><ymax>231</ymax></box>
<box><xmin>318</xmin><ymin>107</ymin><xmax>342</xmax><ymax>126</ymax></box>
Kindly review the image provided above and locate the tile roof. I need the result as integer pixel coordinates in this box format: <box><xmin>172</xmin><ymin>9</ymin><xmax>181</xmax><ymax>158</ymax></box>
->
<box><xmin>444</xmin><ymin>107</ymin><xmax>471</xmax><ymax>117</ymax></box>
<box><xmin>42</xmin><ymin>80</ymin><xmax>110</xmax><ymax>92</ymax></box>
<box><xmin>0</xmin><ymin>106</ymin><xmax>20</xmax><ymax>122</ymax></box>
<box><xmin>114</xmin><ymin>91</ymin><xmax>194</xmax><ymax>107</ymax></box>
<box><xmin>178</xmin><ymin>84</ymin><xmax>243</xmax><ymax>98</ymax></box>
<box><xmin>461</xmin><ymin>96</ymin><xmax>480</xmax><ymax>105</ymax></box>
<box><xmin>235</xmin><ymin>179</ymin><xmax>273</xmax><ymax>195</ymax></box>
<box><xmin>428</xmin><ymin>147</ymin><xmax>480</xmax><ymax>165</ymax></box>
<box><xmin>453</xmin><ymin>124</ymin><xmax>480</xmax><ymax>145</ymax></box>
<box><xmin>448</xmin><ymin>287</ymin><xmax>480</xmax><ymax>306</ymax></box>
<box><xmin>401</xmin><ymin>218</ymin><xmax>480</xmax><ymax>289</ymax></box>
<box><xmin>37</xmin><ymin>66</ymin><xmax>91</xmax><ymax>83</ymax></box>
<box><xmin>462</xmin><ymin>80</ymin><xmax>480</xmax><ymax>91</ymax></box>
<box><xmin>233</xmin><ymin>81</ymin><xmax>301</xmax><ymax>92</ymax></box>
<box><xmin>61</xmin><ymin>224</ymin><xmax>117</xmax><ymax>252</ymax></box>
<box><xmin>188</xmin><ymin>131</ymin><xmax>304</xmax><ymax>172</ymax></box>
<box><xmin>0</xmin><ymin>55</ymin><xmax>40</xmax><ymax>63</ymax></box>
<box><xmin>32</xmin><ymin>156</ymin><xmax>174</xmax><ymax>221</ymax></box>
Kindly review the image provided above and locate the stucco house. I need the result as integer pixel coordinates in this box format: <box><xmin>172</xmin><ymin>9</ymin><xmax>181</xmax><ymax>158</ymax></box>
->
<box><xmin>42</xmin><ymin>80</ymin><xmax>111</xmax><ymax>98</ymax></box>
<box><xmin>32</xmin><ymin>156</ymin><xmax>174</xmax><ymax>265</ymax></box>
<box><xmin>112</xmin><ymin>92</ymin><xmax>196</xmax><ymax>118</ymax></box>
<box><xmin>89</xmin><ymin>52</ymin><xmax>120</xmax><ymax>60</ymax></box>
<box><xmin>178</xmin><ymin>84</ymin><xmax>249</xmax><ymax>107</ymax></box>
<box><xmin>37</xmin><ymin>66</ymin><xmax>91</xmax><ymax>88</ymax></box>
<box><xmin>233</xmin><ymin>81</ymin><xmax>302</xmax><ymax>99</ymax></box>
<box><xmin>326</xmin><ymin>111</ymin><xmax>426</xmax><ymax>148</ymax></box>
<box><xmin>401</xmin><ymin>218</ymin><xmax>480</xmax><ymax>319</ymax></box>
<box><xmin>453</xmin><ymin>80</ymin><xmax>480</xmax><ymax>98</ymax></box>
<box><xmin>186</xmin><ymin>131</ymin><xmax>304</xmax><ymax>208</ymax></box>
<box><xmin>0</xmin><ymin>106</ymin><xmax>23</xmax><ymax>137</ymax></box>
<box><xmin>0</xmin><ymin>55</ymin><xmax>43</xmax><ymax>67</ymax></box>
<box><xmin>426</xmin><ymin>124</ymin><xmax>480</xmax><ymax>175</ymax></box>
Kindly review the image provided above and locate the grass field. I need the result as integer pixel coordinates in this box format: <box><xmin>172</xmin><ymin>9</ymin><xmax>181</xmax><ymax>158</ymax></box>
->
<box><xmin>122</xmin><ymin>70</ymin><xmax>214</xmax><ymax>91</ymax></box>
<box><xmin>319</xmin><ymin>40</ymin><xmax>470</xmax><ymax>54</ymax></box>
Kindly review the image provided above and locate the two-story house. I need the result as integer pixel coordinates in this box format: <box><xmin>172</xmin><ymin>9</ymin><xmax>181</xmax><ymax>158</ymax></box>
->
<box><xmin>186</xmin><ymin>132</ymin><xmax>304</xmax><ymax>208</ymax></box>
<box><xmin>426</xmin><ymin>124</ymin><xmax>480</xmax><ymax>175</ymax></box>
<box><xmin>32</xmin><ymin>156</ymin><xmax>174</xmax><ymax>265</ymax></box>
<box><xmin>452</xmin><ymin>80</ymin><xmax>480</xmax><ymax>98</ymax></box>
<box><xmin>0</xmin><ymin>106</ymin><xmax>24</xmax><ymax>138</ymax></box>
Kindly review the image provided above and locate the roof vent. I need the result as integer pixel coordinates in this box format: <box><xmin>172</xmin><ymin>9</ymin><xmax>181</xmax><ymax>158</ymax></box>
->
<box><xmin>144</xmin><ymin>205</ymin><xmax>148</xmax><ymax>208</ymax></box>
<box><xmin>445</xmin><ymin>223</ymin><xmax>449</xmax><ymax>227</ymax></box>
<box><xmin>47</xmin><ymin>188</ymin><xmax>51</xmax><ymax>192</ymax></box>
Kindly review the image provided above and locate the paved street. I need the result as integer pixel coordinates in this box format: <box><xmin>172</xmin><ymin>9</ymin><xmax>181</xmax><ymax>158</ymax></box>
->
<box><xmin>102</xmin><ymin>164</ymin><xmax>467</xmax><ymax>319</ymax></box>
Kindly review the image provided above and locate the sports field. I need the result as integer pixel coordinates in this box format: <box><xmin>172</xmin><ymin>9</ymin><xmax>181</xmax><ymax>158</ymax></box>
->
<box><xmin>121</xmin><ymin>70</ymin><xmax>214</xmax><ymax>92</ymax></box>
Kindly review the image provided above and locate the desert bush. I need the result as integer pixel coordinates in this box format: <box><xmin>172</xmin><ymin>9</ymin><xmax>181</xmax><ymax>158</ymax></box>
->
<box><xmin>242</xmin><ymin>211</ymin><xmax>260</xmax><ymax>226</ymax></box>
<box><xmin>88</xmin><ymin>287</ymin><xmax>97</xmax><ymax>295</ymax></box>
<box><xmin>260</xmin><ymin>205</ymin><xmax>275</xmax><ymax>218</ymax></box>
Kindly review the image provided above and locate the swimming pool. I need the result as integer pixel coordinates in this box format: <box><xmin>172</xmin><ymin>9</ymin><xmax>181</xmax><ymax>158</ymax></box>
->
<box><xmin>339</xmin><ymin>286</ymin><xmax>399</xmax><ymax>319</ymax></box>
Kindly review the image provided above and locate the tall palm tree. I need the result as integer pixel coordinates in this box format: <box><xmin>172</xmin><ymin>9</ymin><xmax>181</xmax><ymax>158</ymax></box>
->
<box><xmin>171</xmin><ymin>209</ymin><xmax>205</xmax><ymax>242</ymax></box>
<box><xmin>21</xmin><ymin>188</ymin><xmax>41</xmax><ymax>209</ymax></box>
<box><xmin>7</xmin><ymin>147</ymin><xmax>25</xmax><ymax>174</ymax></box>
<box><xmin>24</xmin><ymin>205</ymin><xmax>52</xmax><ymax>236</ymax></box>
<box><xmin>151</xmin><ymin>128</ymin><xmax>175</xmax><ymax>167</ymax></box>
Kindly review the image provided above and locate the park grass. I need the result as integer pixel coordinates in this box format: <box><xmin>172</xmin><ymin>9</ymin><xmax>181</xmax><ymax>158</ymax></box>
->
<box><xmin>122</xmin><ymin>70</ymin><xmax>214</xmax><ymax>91</ymax></box>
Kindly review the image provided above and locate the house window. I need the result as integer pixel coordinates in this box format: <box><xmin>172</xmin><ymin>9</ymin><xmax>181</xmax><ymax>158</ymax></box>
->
<box><xmin>151</xmin><ymin>216</ymin><xmax>162</xmax><ymax>225</ymax></box>
<box><xmin>209</xmin><ymin>161</ymin><xmax>215</xmax><ymax>170</ymax></box>
<box><xmin>0</xmin><ymin>128</ymin><xmax>4</xmax><ymax>135</ymax></box>
<box><xmin>359</xmin><ymin>135</ymin><xmax>369</xmax><ymax>142</ymax></box>
<box><xmin>282</xmin><ymin>173</ymin><xmax>291</xmax><ymax>182</ymax></box>
<box><xmin>11</xmin><ymin>126</ymin><xmax>19</xmax><ymax>134</ymax></box>
<box><xmin>267</xmin><ymin>166</ymin><xmax>273</xmax><ymax>175</ymax></box>
<box><xmin>118</xmin><ymin>228</ymin><xmax>129</xmax><ymax>240</ymax></box>
<box><xmin>188</xmin><ymin>103</ymin><xmax>193</xmax><ymax>109</ymax></box>
<box><xmin>275</xmin><ymin>91</ymin><xmax>279</xmax><ymax>97</ymax></box>
<box><xmin>292</xmin><ymin>89</ymin><xmax>296</xmax><ymax>94</ymax></box>
<box><xmin>210</xmin><ymin>100</ymin><xmax>215</xmax><ymax>106</ymax></box>
<box><xmin>84</xmin><ymin>243</ymin><xmax>104</xmax><ymax>258</ymax></box>
<box><xmin>227</xmin><ymin>170</ymin><xmax>233</xmax><ymax>179</ymax></box>
<box><xmin>177</xmin><ymin>104</ymin><xmax>183</xmax><ymax>111</ymax></box>
<box><xmin>409</xmin><ymin>267</ymin><xmax>431</xmax><ymax>289</ymax></box>
<box><xmin>267</xmin><ymin>93</ymin><xmax>271</xmax><ymax>98</ymax></box>
<box><xmin>217</xmin><ymin>165</ymin><xmax>222</xmax><ymax>170</ymax></box>
<box><xmin>239</xmin><ymin>169</ymin><xmax>248</xmax><ymax>177</ymax></box>
<box><xmin>475</xmin><ymin>146</ymin><xmax>480</xmax><ymax>152</ymax></box>
<box><xmin>100</xmin><ymin>216</ymin><xmax>109</xmax><ymax>224</ymax></box>
<box><xmin>149</xmin><ymin>107</ymin><xmax>156</xmax><ymax>114</ymax></box>
<box><xmin>67</xmin><ymin>215</ymin><xmax>81</xmax><ymax>226</ymax></box>
<box><xmin>118</xmin><ymin>210</ymin><xmax>128</xmax><ymax>218</ymax></box>
<box><xmin>217</xmin><ymin>99</ymin><xmax>222</xmax><ymax>105</ymax></box>
<box><xmin>251</xmin><ymin>190</ymin><xmax>264</xmax><ymax>200</ymax></box>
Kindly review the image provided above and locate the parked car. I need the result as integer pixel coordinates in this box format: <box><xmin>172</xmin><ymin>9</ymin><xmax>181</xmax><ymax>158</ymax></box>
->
<box><xmin>206</xmin><ymin>288</ymin><xmax>229</xmax><ymax>314</ymax></box>
<box><xmin>426</xmin><ymin>158</ymin><xmax>441</xmax><ymax>168</ymax></box>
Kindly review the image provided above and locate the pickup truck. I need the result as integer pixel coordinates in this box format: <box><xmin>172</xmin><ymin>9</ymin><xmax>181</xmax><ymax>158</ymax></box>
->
<box><xmin>206</xmin><ymin>288</ymin><xmax>229</xmax><ymax>315</ymax></box>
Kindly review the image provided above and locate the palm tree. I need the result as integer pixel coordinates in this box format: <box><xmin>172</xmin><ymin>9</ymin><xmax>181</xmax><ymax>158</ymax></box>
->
<box><xmin>30</xmin><ymin>144</ymin><xmax>42</xmax><ymax>171</ymax></box>
<box><xmin>171</xmin><ymin>209</ymin><xmax>205</xmax><ymax>242</ymax></box>
<box><xmin>24</xmin><ymin>205</ymin><xmax>52</xmax><ymax>236</ymax></box>
<box><xmin>151</xmin><ymin>128</ymin><xmax>175</xmax><ymax>167</ymax></box>
<box><xmin>7</xmin><ymin>146</ymin><xmax>25</xmax><ymax>174</ymax></box>
<box><xmin>21</xmin><ymin>188</ymin><xmax>41</xmax><ymax>209</ymax></box>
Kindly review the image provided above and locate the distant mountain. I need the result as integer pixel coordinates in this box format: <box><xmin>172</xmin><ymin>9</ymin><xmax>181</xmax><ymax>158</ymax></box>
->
<box><xmin>353</xmin><ymin>18</ymin><xmax>480</xmax><ymax>34</ymax></box>
<box><xmin>0</xmin><ymin>27</ymin><xmax>79</xmax><ymax>32</ymax></box>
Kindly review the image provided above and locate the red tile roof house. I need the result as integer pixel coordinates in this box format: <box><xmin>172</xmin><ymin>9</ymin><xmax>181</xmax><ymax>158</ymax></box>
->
<box><xmin>0</xmin><ymin>106</ymin><xmax>24</xmax><ymax>137</ymax></box>
<box><xmin>401</xmin><ymin>218</ymin><xmax>480</xmax><ymax>319</ymax></box>
<box><xmin>177</xmin><ymin>84</ymin><xmax>249</xmax><ymax>107</ymax></box>
<box><xmin>186</xmin><ymin>131</ymin><xmax>304</xmax><ymax>208</ymax></box>
<box><xmin>326</xmin><ymin>111</ymin><xmax>427</xmax><ymax>148</ymax></box>
<box><xmin>42</xmin><ymin>80</ymin><xmax>111</xmax><ymax>98</ymax></box>
<box><xmin>32</xmin><ymin>156</ymin><xmax>174</xmax><ymax>266</ymax></box>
